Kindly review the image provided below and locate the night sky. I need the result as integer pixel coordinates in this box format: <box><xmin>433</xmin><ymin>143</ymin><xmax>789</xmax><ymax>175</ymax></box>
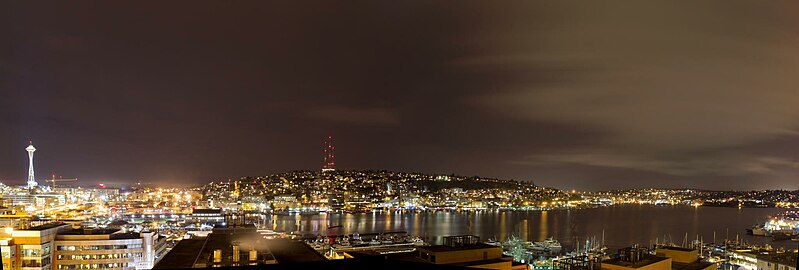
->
<box><xmin>3</xmin><ymin>1</ymin><xmax>799</xmax><ymax>190</ymax></box>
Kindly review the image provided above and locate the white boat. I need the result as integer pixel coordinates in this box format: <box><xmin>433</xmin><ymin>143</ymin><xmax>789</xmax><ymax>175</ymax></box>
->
<box><xmin>529</xmin><ymin>237</ymin><xmax>562</xmax><ymax>253</ymax></box>
<box><xmin>752</xmin><ymin>226</ymin><xmax>768</xmax><ymax>236</ymax></box>
<box><xmin>412</xmin><ymin>237</ymin><xmax>427</xmax><ymax>246</ymax></box>
<box><xmin>338</xmin><ymin>235</ymin><xmax>351</xmax><ymax>247</ymax></box>
<box><xmin>485</xmin><ymin>237</ymin><xmax>502</xmax><ymax>246</ymax></box>
<box><xmin>544</xmin><ymin>238</ymin><xmax>562</xmax><ymax>253</ymax></box>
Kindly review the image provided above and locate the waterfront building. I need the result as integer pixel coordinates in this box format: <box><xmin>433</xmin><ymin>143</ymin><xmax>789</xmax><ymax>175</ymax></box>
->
<box><xmin>601</xmin><ymin>254</ymin><xmax>670</xmax><ymax>270</ymax></box>
<box><xmin>415</xmin><ymin>235</ymin><xmax>528</xmax><ymax>270</ymax></box>
<box><xmin>6</xmin><ymin>223</ymin><xmax>66</xmax><ymax>270</ymax></box>
<box><xmin>753</xmin><ymin>251</ymin><xmax>797</xmax><ymax>270</ymax></box>
<box><xmin>328</xmin><ymin>191</ymin><xmax>344</xmax><ymax>211</ymax></box>
<box><xmin>154</xmin><ymin>223</ymin><xmax>303</xmax><ymax>269</ymax></box>
<box><xmin>0</xmin><ymin>223</ymin><xmax>166</xmax><ymax>270</ymax></box>
<box><xmin>339</xmin><ymin>235</ymin><xmax>527</xmax><ymax>270</ymax></box>
<box><xmin>731</xmin><ymin>250</ymin><xmax>797</xmax><ymax>270</ymax></box>
<box><xmin>269</xmin><ymin>195</ymin><xmax>298</xmax><ymax>210</ymax></box>
<box><xmin>1</xmin><ymin>238</ymin><xmax>17</xmax><ymax>270</ymax></box>
<box><xmin>187</xmin><ymin>208</ymin><xmax>224</xmax><ymax>225</ymax></box>
<box><xmin>654</xmin><ymin>246</ymin><xmax>715</xmax><ymax>270</ymax></box>
<box><xmin>53</xmin><ymin>228</ymin><xmax>167</xmax><ymax>270</ymax></box>
<box><xmin>600</xmin><ymin>246</ymin><xmax>715</xmax><ymax>270</ymax></box>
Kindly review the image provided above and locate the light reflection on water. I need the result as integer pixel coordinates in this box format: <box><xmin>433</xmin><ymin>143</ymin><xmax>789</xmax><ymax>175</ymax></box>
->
<box><xmin>539</xmin><ymin>211</ymin><xmax>548</xmax><ymax>241</ymax></box>
<box><xmin>264</xmin><ymin>205</ymin><xmax>794</xmax><ymax>250</ymax></box>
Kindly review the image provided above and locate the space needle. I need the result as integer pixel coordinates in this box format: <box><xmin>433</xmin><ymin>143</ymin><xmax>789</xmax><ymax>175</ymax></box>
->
<box><xmin>26</xmin><ymin>141</ymin><xmax>37</xmax><ymax>189</ymax></box>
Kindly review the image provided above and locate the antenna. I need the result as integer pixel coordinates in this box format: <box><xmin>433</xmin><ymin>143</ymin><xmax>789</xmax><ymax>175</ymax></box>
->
<box><xmin>322</xmin><ymin>135</ymin><xmax>335</xmax><ymax>172</ymax></box>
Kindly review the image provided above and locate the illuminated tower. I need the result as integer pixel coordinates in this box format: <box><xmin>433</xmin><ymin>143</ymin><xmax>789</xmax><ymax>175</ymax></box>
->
<box><xmin>26</xmin><ymin>142</ymin><xmax>37</xmax><ymax>189</ymax></box>
<box><xmin>322</xmin><ymin>135</ymin><xmax>335</xmax><ymax>172</ymax></box>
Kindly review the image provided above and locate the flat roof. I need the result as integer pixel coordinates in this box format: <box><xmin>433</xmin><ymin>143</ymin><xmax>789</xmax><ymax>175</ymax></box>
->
<box><xmin>756</xmin><ymin>251</ymin><xmax>797</xmax><ymax>265</ymax></box>
<box><xmin>154</xmin><ymin>245</ymin><xmax>475</xmax><ymax>270</ymax></box>
<box><xmin>657</xmin><ymin>246</ymin><xmax>697</xmax><ymax>252</ymax></box>
<box><xmin>110</xmin><ymin>232</ymin><xmax>142</xmax><ymax>240</ymax></box>
<box><xmin>254</xmin><ymin>258</ymin><xmax>474</xmax><ymax>270</ymax></box>
<box><xmin>26</xmin><ymin>223</ymin><xmax>68</xmax><ymax>231</ymax></box>
<box><xmin>153</xmin><ymin>238</ymin><xmax>207</xmax><ymax>269</ymax></box>
<box><xmin>672</xmin><ymin>261</ymin><xmax>715</xmax><ymax>270</ymax></box>
<box><xmin>263</xmin><ymin>239</ymin><xmax>326</xmax><ymax>263</ymax></box>
<box><xmin>603</xmin><ymin>255</ymin><xmax>670</xmax><ymax>268</ymax></box>
<box><xmin>345</xmin><ymin>250</ymin><xmax>429</xmax><ymax>263</ymax></box>
<box><xmin>419</xmin><ymin>243</ymin><xmax>499</xmax><ymax>253</ymax></box>
<box><xmin>448</xmin><ymin>258</ymin><xmax>509</xmax><ymax>267</ymax></box>
<box><xmin>59</xmin><ymin>228</ymin><xmax>120</xmax><ymax>235</ymax></box>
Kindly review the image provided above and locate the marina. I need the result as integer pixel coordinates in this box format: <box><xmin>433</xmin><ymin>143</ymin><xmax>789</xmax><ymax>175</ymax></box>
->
<box><xmin>273</xmin><ymin>206</ymin><xmax>799</xmax><ymax>270</ymax></box>
<box><xmin>261</xmin><ymin>205</ymin><xmax>798</xmax><ymax>250</ymax></box>
<box><xmin>746</xmin><ymin>210</ymin><xmax>799</xmax><ymax>241</ymax></box>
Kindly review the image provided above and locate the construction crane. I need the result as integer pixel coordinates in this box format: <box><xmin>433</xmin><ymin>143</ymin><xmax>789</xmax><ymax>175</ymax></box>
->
<box><xmin>46</xmin><ymin>174</ymin><xmax>77</xmax><ymax>190</ymax></box>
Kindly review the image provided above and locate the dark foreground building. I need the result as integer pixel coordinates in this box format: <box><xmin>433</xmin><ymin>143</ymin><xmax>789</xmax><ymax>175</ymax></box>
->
<box><xmin>155</xmin><ymin>231</ymin><xmax>527</xmax><ymax>270</ymax></box>
<box><xmin>344</xmin><ymin>235</ymin><xmax>528</xmax><ymax>270</ymax></box>
<box><xmin>154</xmin><ymin>223</ymin><xmax>305</xmax><ymax>268</ymax></box>
<box><xmin>600</xmin><ymin>246</ymin><xmax>716</xmax><ymax>270</ymax></box>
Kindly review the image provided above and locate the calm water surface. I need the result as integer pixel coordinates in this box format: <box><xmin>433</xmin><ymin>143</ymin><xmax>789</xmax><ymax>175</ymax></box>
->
<box><xmin>266</xmin><ymin>205</ymin><xmax>796</xmax><ymax>250</ymax></box>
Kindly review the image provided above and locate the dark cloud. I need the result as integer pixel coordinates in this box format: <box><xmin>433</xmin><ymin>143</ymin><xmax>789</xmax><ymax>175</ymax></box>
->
<box><xmin>1</xmin><ymin>1</ymin><xmax>798</xmax><ymax>190</ymax></box>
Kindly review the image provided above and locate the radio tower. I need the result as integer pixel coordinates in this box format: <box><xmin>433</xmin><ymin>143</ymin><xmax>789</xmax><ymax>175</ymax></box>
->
<box><xmin>322</xmin><ymin>135</ymin><xmax>335</xmax><ymax>172</ymax></box>
<box><xmin>26</xmin><ymin>141</ymin><xmax>37</xmax><ymax>189</ymax></box>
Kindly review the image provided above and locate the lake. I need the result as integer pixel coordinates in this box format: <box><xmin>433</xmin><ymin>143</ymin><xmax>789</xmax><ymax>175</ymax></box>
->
<box><xmin>265</xmin><ymin>205</ymin><xmax>797</xmax><ymax>250</ymax></box>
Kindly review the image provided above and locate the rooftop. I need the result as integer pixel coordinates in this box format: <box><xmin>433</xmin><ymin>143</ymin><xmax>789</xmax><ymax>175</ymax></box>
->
<box><xmin>56</xmin><ymin>229</ymin><xmax>142</xmax><ymax>240</ymax></box>
<box><xmin>258</xmin><ymin>257</ymin><xmax>474</xmax><ymax>270</ymax></box>
<box><xmin>263</xmin><ymin>239</ymin><xmax>325</xmax><ymax>263</ymax></box>
<box><xmin>448</xmin><ymin>258</ymin><xmax>509</xmax><ymax>267</ymax></box>
<box><xmin>756</xmin><ymin>251</ymin><xmax>798</xmax><ymax>265</ymax></box>
<box><xmin>209</xmin><ymin>224</ymin><xmax>258</xmax><ymax>236</ymax></box>
<box><xmin>25</xmin><ymin>223</ymin><xmax>68</xmax><ymax>231</ymax></box>
<box><xmin>603</xmin><ymin>255</ymin><xmax>670</xmax><ymax>268</ymax></box>
<box><xmin>672</xmin><ymin>261</ymin><xmax>716</xmax><ymax>270</ymax></box>
<box><xmin>657</xmin><ymin>246</ymin><xmax>696</xmax><ymax>252</ymax></box>
<box><xmin>153</xmin><ymin>238</ymin><xmax>207</xmax><ymax>269</ymax></box>
<box><xmin>419</xmin><ymin>243</ymin><xmax>499</xmax><ymax>253</ymax></box>
<box><xmin>345</xmin><ymin>249</ymin><xmax>429</xmax><ymax>263</ymax></box>
<box><xmin>110</xmin><ymin>232</ymin><xmax>144</xmax><ymax>240</ymax></box>
<box><xmin>59</xmin><ymin>228</ymin><xmax>120</xmax><ymax>235</ymax></box>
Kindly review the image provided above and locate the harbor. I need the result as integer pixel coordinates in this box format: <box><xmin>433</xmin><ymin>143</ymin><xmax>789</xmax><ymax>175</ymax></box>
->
<box><xmin>747</xmin><ymin>210</ymin><xmax>799</xmax><ymax>241</ymax></box>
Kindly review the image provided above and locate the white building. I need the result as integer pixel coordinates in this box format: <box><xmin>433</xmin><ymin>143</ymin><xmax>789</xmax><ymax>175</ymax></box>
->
<box><xmin>0</xmin><ymin>223</ymin><xmax>167</xmax><ymax>270</ymax></box>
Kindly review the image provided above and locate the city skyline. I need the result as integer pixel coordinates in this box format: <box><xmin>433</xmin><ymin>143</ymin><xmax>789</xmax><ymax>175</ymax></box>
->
<box><xmin>1</xmin><ymin>3</ymin><xmax>798</xmax><ymax>270</ymax></box>
<box><xmin>4</xmin><ymin>1</ymin><xmax>799</xmax><ymax>190</ymax></box>
<box><xmin>1</xmin><ymin>140</ymin><xmax>797</xmax><ymax>192</ymax></box>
